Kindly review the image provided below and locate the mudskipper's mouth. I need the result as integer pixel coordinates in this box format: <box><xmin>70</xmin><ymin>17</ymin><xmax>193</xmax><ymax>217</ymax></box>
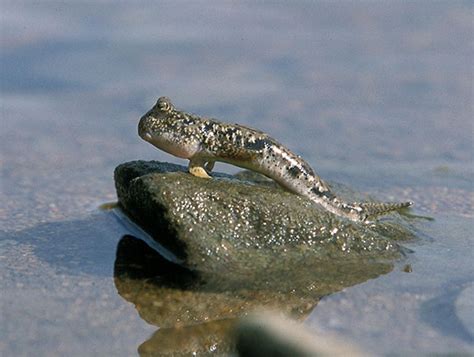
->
<box><xmin>138</xmin><ymin>115</ymin><xmax>152</xmax><ymax>141</ymax></box>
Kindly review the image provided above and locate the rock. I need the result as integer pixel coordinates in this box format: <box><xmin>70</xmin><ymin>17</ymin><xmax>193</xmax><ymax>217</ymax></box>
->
<box><xmin>114</xmin><ymin>160</ymin><xmax>414</xmax><ymax>277</ymax></box>
<box><xmin>113</xmin><ymin>161</ymin><xmax>416</xmax><ymax>354</ymax></box>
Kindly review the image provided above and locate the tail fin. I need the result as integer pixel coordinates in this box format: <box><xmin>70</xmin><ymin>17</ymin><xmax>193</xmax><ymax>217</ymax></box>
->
<box><xmin>359</xmin><ymin>201</ymin><xmax>413</xmax><ymax>219</ymax></box>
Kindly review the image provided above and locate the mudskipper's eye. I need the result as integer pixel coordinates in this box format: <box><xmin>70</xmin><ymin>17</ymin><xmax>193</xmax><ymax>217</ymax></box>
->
<box><xmin>157</xmin><ymin>97</ymin><xmax>174</xmax><ymax>112</ymax></box>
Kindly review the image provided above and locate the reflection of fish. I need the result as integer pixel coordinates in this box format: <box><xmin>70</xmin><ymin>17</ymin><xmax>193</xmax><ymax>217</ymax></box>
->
<box><xmin>139</xmin><ymin>97</ymin><xmax>412</xmax><ymax>222</ymax></box>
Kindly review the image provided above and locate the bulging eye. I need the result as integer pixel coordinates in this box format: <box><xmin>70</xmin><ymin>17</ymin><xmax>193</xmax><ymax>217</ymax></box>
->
<box><xmin>157</xmin><ymin>97</ymin><xmax>174</xmax><ymax>112</ymax></box>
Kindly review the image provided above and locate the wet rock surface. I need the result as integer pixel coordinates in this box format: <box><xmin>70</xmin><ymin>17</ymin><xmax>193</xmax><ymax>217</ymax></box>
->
<box><xmin>112</xmin><ymin>160</ymin><xmax>417</xmax><ymax>355</ymax></box>
<box><xmin>114</xmin><ymin>160</ymin><xmax>414</xmax><ymax>276</ymax></box>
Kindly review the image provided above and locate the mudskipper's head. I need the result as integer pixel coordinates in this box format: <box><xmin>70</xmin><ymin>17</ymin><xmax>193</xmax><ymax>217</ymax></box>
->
<box><xmin>138</xmin><ymin>97</ymin><xmax>175</xmax><ymax>142</ymax></box>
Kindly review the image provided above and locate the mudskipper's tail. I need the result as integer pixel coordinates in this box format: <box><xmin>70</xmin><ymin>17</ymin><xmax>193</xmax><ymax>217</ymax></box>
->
<box><xmin>358</xmin><ymin>201</ymin><xmax>413</xmax><ymax>221</ymax></box>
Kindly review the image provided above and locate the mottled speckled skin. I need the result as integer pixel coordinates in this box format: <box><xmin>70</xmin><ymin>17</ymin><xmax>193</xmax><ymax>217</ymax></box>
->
<box><xmin>138</xmin><ymin>97</ymin><xmax>411</xmax><ymax>222</ymax></box>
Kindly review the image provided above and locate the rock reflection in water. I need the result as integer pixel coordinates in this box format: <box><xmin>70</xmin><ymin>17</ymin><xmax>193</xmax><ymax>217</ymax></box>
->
<box><xmin>114</xmin><ymin>235</ymin><xmax>395</xmax><ymax>355</ymax></box>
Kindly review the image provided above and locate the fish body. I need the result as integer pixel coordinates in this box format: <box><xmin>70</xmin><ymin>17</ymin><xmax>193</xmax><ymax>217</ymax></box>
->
<box><xmin>138</xmin><ymin>97</ymin><xmax>412</xmax><ymax>222</ymax></box>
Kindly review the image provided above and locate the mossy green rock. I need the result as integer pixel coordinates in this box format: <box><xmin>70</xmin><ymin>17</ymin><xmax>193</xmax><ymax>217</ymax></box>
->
<box><xmin>114</xmin><ymin>160</ymin><xmax>413</xmax><ymax>280</ymax></box>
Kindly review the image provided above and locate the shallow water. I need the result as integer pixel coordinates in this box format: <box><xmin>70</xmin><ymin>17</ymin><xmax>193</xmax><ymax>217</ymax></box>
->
<box><xmin>1</xmin><ymin>1</ymin><xmax>473</xmax><ymax>355</ymax></box>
